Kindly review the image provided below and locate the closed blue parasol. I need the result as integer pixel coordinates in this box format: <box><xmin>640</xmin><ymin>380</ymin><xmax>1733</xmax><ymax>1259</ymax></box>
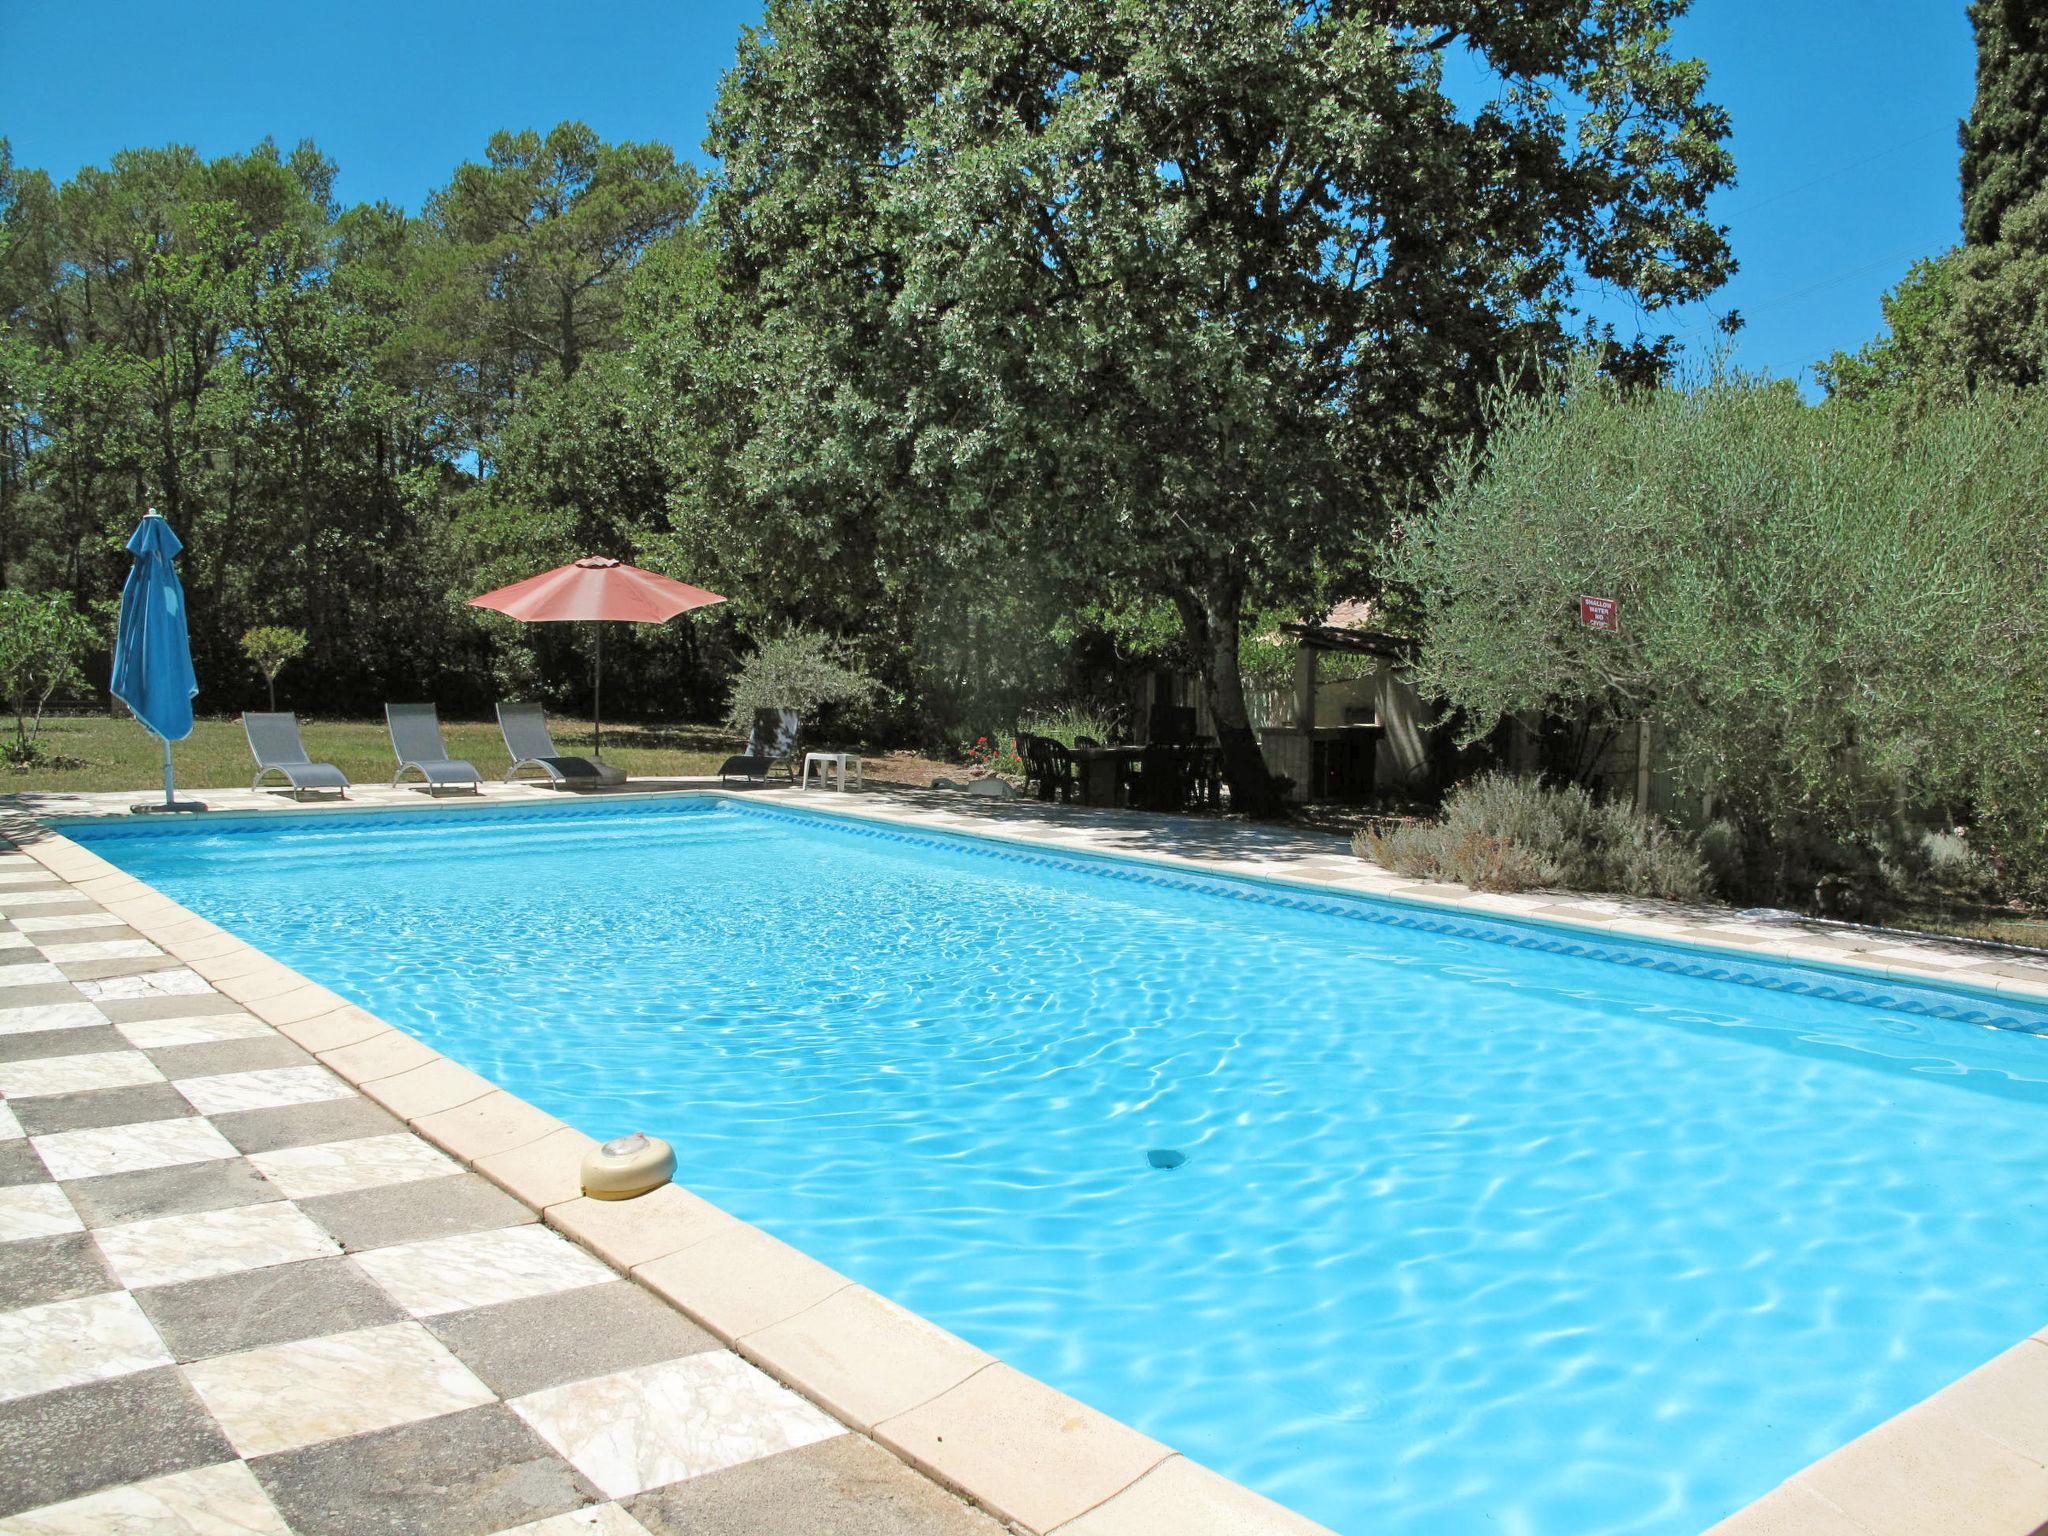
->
<box><xmin>111</xmin><ymin>509</ymin><xmax>205</xmax><ymax>812</ymax></box>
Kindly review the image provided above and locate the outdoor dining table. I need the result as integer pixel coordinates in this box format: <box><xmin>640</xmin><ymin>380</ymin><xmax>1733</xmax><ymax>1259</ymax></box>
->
<box><xmin>1067</xmin><ymin>744</ymin><xmax>1146</xmax><ymax>807</ymax></box>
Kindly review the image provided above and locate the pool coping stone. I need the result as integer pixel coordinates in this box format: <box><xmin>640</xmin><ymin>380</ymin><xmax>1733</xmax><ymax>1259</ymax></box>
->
<box><xmin>10</xmin><ymin>783</ymin><xmax>2048</xmax><ymax>1534</ymax></box>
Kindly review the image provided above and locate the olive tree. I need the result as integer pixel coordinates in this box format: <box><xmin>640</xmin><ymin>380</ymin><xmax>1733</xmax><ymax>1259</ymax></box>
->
<box><xmin>1395</xmin><ymin>356</ymin><xmax>2048</xmax><ymax>898</ymax></box>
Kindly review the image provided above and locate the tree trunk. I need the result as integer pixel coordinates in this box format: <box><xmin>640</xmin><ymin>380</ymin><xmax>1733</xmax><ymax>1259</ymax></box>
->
<box><xmin>1177</xmin><ymin>579</ymin><xmax>1286</xmax><ymax>820</ymax></box>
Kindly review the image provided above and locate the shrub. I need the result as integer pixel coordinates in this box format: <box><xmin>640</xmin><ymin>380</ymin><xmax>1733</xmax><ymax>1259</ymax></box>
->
<box><xmin>1356</xmin><ymin>772</ymin><xmax>1709</xmax><ymax>902</ymax></box>
<box><xmin>239</xmin><ymin>626</ymin><xmax>308</xmax><ymax>712</ymax></box>
<box><xmin>0</xmin><ymin>592</ymin><xmax>93</xmax><ymax>767</ymax></box>
<box><xmin>722</xmin><ymin>628</ymin><xmax>880</xmax><ymax>737</ymax></box>
<box><xmin>1016</xmin><ymin>706</ymin><xmax>1117</xmax><ymax>749</ymax></box>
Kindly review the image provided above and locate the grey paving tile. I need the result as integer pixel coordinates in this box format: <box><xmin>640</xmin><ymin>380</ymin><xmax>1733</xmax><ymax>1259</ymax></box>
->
<box><xmin>95</xmin><ymin>994</ymin><xmax>247</xmax><ymax>1025</ymax></box>
<box><xmin>0</xmin><ymin>1139</ymin><xmax>51</xmax><ymax>1186</ymax></box>
<box><xmin>136</xmin><ymin>1253</ymin><xmax>406</xmax><ymax>1361</ymax></box>
<box><xmin>299</xmin><ymin>1171</ymin><xmax>535</xmax><ymax>1253</ymax></box>
<box><xmin>147</xmin><ymin>1034</ymin><xmax>313</xmax><ymax>1078</ymax></box>
<box><xmin>253</xmin><ymin>1402</ymin><xmax>602</xmax><ymax>1536</ymax></box>
<box><xmin>0</xmin><ymin>1365</ymin><xmax>236</xmax><ymax>1517</ymax></box>
<box><xmin>626</xmin><ymin>1434</ymin><xmax>1006</xmax><ymax>1536</ymax></box>
<box><xmin>24</xmin><ymin>924</ymin><xmax>146</xmax><ymax>948</ymax></box>
<box><xmin>62</xmin><ymin>1155</ymin><xmax>282</xmax><ymax>1228</ymax></box>
<box><xmin>0</xmin><ymin>1024</ymin><xmax>122</xmax><ymax>1064</ymax></box>
<box><xmin>11</xmin><ymin>1081</ymin><xmax>196</xmax><ymax>1137</ymax></box>
<box><xmin>427</xmin><ymin>1279</ymin><xmax>719</xmax><ymax>1399</ymax></box>
<box><xmin>0</xmin><ymin>946</ymin><xmax>57</xmax><ymax>967</ymax></box>
<box><xmin>0</xmin><ymin>1230</ymin><xmax>118</xmax><ymax>1308</ymax></box>
<box><xmin>212</xmin><ymin>1094</ymin><xmax>404</xmax><ymax>1154</ymax></box>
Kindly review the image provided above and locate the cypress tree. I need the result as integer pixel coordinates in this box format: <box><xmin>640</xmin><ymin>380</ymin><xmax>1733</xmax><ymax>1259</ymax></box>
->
<box><xmin>1960</xmin><ymin>0</ymin><xmax>2048</xmax><ymax>246</ymax></box>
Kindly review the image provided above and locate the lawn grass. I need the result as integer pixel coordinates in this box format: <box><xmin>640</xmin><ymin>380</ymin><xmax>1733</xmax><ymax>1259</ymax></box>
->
<box><xmin>5</xmin><ymin>713</ymin><xmax>738</xmax><ymax>794</ymax></box>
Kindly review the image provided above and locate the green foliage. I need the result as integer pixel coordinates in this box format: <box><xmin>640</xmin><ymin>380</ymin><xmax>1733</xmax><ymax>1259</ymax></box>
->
<box><xmin>1015</xmin><ymin>707</ymin><xmax>1117</xmax><ymax>751</ymax></box>
<box><xmin>1823</xmin><ymin>6</ymin><xmax>2048</xmax><ymax>401</ymax></box>
<box><xmin>1816</xmin><ymin>253</ymin><xmax>1961</xmax><ymax>400</ymax></box>
<box><xmin>678</xmin><ymin>0</ymin><xmax>1737</xmax><ymax>816</ymax></box>
<box><xmin>721</xmin><ymin>629</ymin><xmax>880</xmax><ymax>737</ymax></box>
<box><xmin>1395</xmin><ymin>355</ymin><xmax>2048</xmax><ymax>902</ymax></box>
<box><xmin>0</xmin><ymin>590</ymin><xmax>92</xmax><ymax>764</ymax></box>
<box><xmin>239</xmin><ymin>625</ymin><xmax>308</xmax><ymax>710</ymax></box>
<box><xmin>1356</xmin><ymin>773</ymin><xmax>1709</xmax><ymax>901</ymax></box>
<box><xmin>1961</xmin><ymin>0</ymin><xmax>2048</xmax><ymax>249</ymax></box>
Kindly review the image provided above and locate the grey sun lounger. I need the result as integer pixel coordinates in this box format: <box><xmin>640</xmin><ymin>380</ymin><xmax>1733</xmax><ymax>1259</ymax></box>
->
<box><xmin>243</xmin><ymin>712</ymin><xmax>350</xmax><ymax>800</ymax></box>
<box><xmin>719</xmin><ymin>707</ymin><xmax>800</xmax><ymax>784</ymax></box>
<box><xmin>386</xmin><ymin>704</ymin><xmax>483</xmax><ymax>795</ymax></box>
<box><xmin>497</xmin><ymin>702</ymin><xmax>606</xmax><ymax>788</ymax></box>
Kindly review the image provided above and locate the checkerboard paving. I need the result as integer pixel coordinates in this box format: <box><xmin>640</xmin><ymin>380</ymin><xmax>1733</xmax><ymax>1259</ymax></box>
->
<box><xmin>0</xmin><ymin>847</ymin><xmax>1004</xmax><ymax>1536</ymax></box>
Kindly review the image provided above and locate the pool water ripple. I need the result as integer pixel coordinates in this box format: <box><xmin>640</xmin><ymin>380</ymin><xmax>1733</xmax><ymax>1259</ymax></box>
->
<box><xmin>65</xmin><ymin>799</ymin><xmax>2048</xmax><ymax>1536</ymax></box>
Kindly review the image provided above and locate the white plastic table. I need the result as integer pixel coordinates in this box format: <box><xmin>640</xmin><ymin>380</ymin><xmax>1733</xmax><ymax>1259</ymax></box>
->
<box><xmin>800</xmin><ymin>751</ymin><xmax>864</xmax><ymax>791</ymax></box>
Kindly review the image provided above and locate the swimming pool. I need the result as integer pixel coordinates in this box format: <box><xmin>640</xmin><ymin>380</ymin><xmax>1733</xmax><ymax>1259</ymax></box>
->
<box><xmin>63</xmin><ymin>796</ymin><xmax>2048</xmax><ymax>1535</ymax></box>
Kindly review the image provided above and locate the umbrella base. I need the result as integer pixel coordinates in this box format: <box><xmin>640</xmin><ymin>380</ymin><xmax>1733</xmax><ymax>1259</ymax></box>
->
<box><xmin>129</xmin><ymin>799</ymin><xmax>208</xmax><ymax>815</ymax></box>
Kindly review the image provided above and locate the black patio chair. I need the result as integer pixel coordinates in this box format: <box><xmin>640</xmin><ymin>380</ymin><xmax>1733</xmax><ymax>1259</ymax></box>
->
<box><xmin>720</xmin><ymin>708</ymin><xmax>800</xmax><ymax>784</ymax></box>
<box><xmin>1031</xmin><ymin>738</ymin><xmax>1077</xmax><ymax>802</ymax></box>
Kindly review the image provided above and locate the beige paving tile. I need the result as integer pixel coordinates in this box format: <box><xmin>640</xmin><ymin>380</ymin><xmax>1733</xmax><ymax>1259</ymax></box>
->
<box><xmin>0</xmin><ymin>1458</ymin><xmax>292</xmax><ymax>1535</ymax></box>
<box><xmin>740</xmin><ymin>1285</ymin><xmax>990</xmax><ymax>1433</ymax></box>
<box><xmin>316</xmin><ymin>1028</ymin><xmax>440</xmax><ymax>1084</ymax></box>
<box><xmin>1702</xmin><ymin>1483</ymin><xmax>1874</xmax><ymax>1535</ymax></box>
<box><xmin>1926</xmin><ymin>1338</ymin><xmax>2048</xmax><ymax>1465</ymax></box>
<box><xmin>1794</xmin><ymin>1402</ymin><xmax>2048</xmax><ymax>1536</ymax></box>
<box><xmin>508</xmin><ymin>1351</ymin><xmax>844</xmax><ymax>1500</ymax></box>
<box><xmin>274</xmin><ymin>1004</ymin><xmax>388</xmax><ymax>1053</ymax></box>
<box><xmin>32</xmin><ymin>1116</ymin><xmax>238</xmax><ymax>1180</ymax></box>
<box><xmin>1051</xmin><ymin>1454</ymin><xmax>1335</xmax><ymax>1535</ymax></box>
<box><xmin>0</xmin><ymin>1290</ymin><xmax>171</xmax><ymax>1402</ymax></box>
<box><xmin>248</xmin><ymin>983</ymin><xmax>354</xmax><ymax>1028</ymax></box>
<box><xmin>546</xmin><ymin>1185</ymin><xmax>738</xmax><ymax>1271</ymax></box>
<box><xmin>182</xmin><ymin>1319</ymin><xmax>495</xmax><ymax>1457</ymax></box>
<box><xmin>876</xmin><ymin>1364</ymin><xmax>1172</xmax><ymax>1534</ymax></box>
<box><xmin>210</xmin><ymin>964</ymin><xmax>307</xmax><ymax>1004</ymax></box>
<box><xmin>93</xmin><ymin>1200</ymin><xmax>340</xmax><ymax>1288</ymax></box>
<box><xmin>173</xmin><ymin>1064</ymin><xmax>352</xmax><ymax>1115</ymax></box>
<box><xmin>413</xmin><ymin>1089</ymin><xmax>566</xmax><ymax>1163</ymax></box>
<box><xmin>636</xmin><ymin>1223</ymin><xmax>851</xmax><ymax>1343</ymax></box>
<box><xmin>248</xmin><ymin>1131</ymin><xmax>458</xmax><ymax>1199</ymax></box>
<box><xmin>360</xmin><ymin>1056</ymin><xmax>496</xmax><ymax>1120</ymax></box>
<box><xmin>0</xmin><ymin>1048</ymin><xmax>163</xmax><ymax>1098</ymax></box>
<box><xmin>354</xmin><ymin>1222</ymin><xmax>616</xmax><ymax>1317</ymax></box>
<box><xmin>0</xmin><ymin>1182</ymin><xmax>82</xmax><ymax>1242</ymax></box>
<box><xmin>475</xmin><ymin>1126</ymin><xmax>597</xmax><ymax>1210</ymax></box>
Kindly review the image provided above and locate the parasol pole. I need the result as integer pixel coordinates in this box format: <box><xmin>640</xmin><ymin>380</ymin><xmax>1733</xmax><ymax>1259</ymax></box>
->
<box><xmin>592</xmin><ymin>622</ymin><xmax>604</xmax><ymax>759</ymax></box>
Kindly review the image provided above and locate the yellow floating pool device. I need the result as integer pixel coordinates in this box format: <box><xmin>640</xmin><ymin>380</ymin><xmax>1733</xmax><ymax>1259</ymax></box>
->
<box><xmin>580</xmin><ymin>1131</ymin><xmax>675</xmax><ymax>1201</ymax></box>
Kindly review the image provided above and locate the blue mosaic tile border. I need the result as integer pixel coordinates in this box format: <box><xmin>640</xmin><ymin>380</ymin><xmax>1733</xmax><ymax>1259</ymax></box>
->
<box><xmin>53</xmin><ymin>790</ymin><xmax>2048</xmax><ymax>1037</ymax></box>
<box><xmin>732</xmin><ymin>802</ymin><xmax>2048</xmax><ymax>1036</ymax></box>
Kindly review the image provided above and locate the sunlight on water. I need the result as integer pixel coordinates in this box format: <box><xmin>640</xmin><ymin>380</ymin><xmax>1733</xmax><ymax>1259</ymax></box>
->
<box><xmin>69</xmin><ymin>799</ymin><xmax>2048</xmax><ymax>1536</ymax></box>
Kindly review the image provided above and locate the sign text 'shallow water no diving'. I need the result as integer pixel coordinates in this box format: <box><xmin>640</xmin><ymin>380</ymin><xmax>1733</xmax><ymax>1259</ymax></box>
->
<box><xmin>1579</xmin><ymin>596</ymin><xmax>1620</xmax><ymax>633</ymax></box>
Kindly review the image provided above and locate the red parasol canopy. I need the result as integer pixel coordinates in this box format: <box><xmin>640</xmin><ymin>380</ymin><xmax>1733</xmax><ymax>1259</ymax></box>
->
<box><xmin>467</xmin><ymin>556</ymin><xmax>724</xmax><ymax>624</ymax></box>
<box><xmin>468</xmin><ymin>557</ymin><xmax>727</xmax><ymax>763</ymax></box>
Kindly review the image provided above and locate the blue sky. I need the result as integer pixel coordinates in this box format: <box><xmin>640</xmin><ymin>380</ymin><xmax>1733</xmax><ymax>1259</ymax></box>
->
<box><xmin>5</xmin><ymin>0</ymin><xmax>1975</xmax><ymax>395</ymax></box>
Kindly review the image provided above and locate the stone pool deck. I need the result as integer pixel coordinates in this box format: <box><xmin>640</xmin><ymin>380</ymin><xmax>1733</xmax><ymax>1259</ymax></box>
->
<box><xmin>2</xmin><ymin>777</ymin><xmax>2047</xmax><ymax>1535</ymax></box>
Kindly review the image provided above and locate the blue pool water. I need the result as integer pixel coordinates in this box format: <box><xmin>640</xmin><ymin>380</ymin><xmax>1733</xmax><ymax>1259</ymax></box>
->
<box><xmin>65</xmin><ymin>797</ymin><xmax>2048</xmax><ymax>1535</ymax></box>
